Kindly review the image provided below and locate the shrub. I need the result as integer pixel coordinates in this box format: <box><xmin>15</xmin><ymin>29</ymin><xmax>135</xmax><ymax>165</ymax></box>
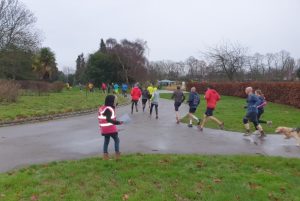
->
<box><xmin>0</xmin><ymin>80</ymin><xmax>20</xmax><ymax>102</ymax></box>
<box><xmin>16</xmin><ymin>80</ymin><xmax>51</xmax><ymax>96</ymax></box>
<box><xmin>50</xmin><ymin>81</ymin><xmax>65</xmax><ymax>93</ymax></box>
<box><xmin>187</xmin><ymin>81</ymin><xmax>300</xmax><ymax>108</ymax></box>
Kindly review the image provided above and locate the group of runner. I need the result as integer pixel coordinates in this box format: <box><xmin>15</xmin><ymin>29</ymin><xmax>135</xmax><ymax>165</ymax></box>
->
<box><xmin>98</xmin><ymin>83</ymin><xmax>272</xmax><ymax>160</ymax></box>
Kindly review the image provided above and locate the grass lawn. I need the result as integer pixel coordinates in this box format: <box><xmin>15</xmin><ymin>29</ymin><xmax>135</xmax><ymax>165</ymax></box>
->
<box><xmin>160</xmin><ymin>93</ymin><xmax>300</xmax><ymax>134</ymax></box>
<box><xmin>0</xmin><ymin>88</ymin><xmax>127</xmax><ymax>121</ymax></box>
<box><xmin>0</xmin><ymin>154</ymin><xmax>299</xmax><ymax>201</ymax></box>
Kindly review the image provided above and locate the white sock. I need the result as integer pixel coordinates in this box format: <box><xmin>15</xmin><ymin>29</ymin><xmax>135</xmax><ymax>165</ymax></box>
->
<box><xmin>192</xmin><ymin>115</ymin><xmax>199</xmax><ymax>122</ymax></box>
<box><xmin>189</xmin><ymin>120</ymin><xmax>192</xmax><ymax>124</ymax></box>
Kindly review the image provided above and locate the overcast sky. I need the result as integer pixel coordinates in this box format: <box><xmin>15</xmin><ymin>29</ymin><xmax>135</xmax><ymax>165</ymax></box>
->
<box><xmin>22</xmin><ymin>0</ymin><xmax>300</xmax><ymax>70</ymax></box>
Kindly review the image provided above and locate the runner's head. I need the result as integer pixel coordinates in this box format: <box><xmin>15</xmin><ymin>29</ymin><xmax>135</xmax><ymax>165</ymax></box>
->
<box><xmin>245</xmin><ymin>87</ymin><xmax>253</xmax><ymax>95</ymax></box>
<box><xmin>177</xmin><ymin>86</ymin><xmax>180</xmax><ymax>90</ymax></box>
<box><xmin>191</xmin><ymin>87</ymin><xmax>196</xmax><ymax>92</ymax></box>
<box><xmin>255</xmin><ymin>89</ymin><xmax>264</xmax><ymax>98</ymax></box>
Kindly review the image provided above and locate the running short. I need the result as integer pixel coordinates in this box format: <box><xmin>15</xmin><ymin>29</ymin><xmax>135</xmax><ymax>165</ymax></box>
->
<box><xmin>245</xmin><ymin>111</ymin><xmax>258</xmax><ymax>123</ymax></box>
<box><xmin>142</xmin><ymin>99</ymin><xmax>147</xmax><ymax>104</ymax></box>
<box><xmin>205</xmin><ymin>107</ymin><xmax>214</xmax><ymax>116</ymax></box>
<box><xmin>189</xmin><ymin>107</ymin><xmax>197</xmax><ymax>113</ymax></box>
<box><xmin>174</xmin><ymin>102</ymin><xmax>182</xmax><ymax>111</ymax></box>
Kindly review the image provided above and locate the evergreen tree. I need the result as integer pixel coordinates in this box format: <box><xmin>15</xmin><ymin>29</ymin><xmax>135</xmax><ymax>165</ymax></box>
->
<box><xmin>100</xmin><ymin>39</ymin><xmax>107</xmax><ymax>53</ymax></box>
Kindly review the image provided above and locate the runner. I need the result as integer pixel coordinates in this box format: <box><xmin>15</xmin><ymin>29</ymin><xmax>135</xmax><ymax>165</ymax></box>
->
<box><xmin>243</xmin><ymin>87</ymin><xmax>265</xmax><ymax>137</ymax></box>
<box><xmin>142</xmin><ymin>87</ymin><xmax>150</xmax><ymax>112</ymax></box>
<box><xmin>147</xmin><ymin>84</ymin><xmax>154</xmax><ymax>108</ymax></box>
<box><xmin>130</xmin><ymin>83</ymin><xmax>142</xmax><ymax>114</ymax></box>
<box><xmin>113</xmin><ymin>83</ymin><xmax>119</xmax><ymax>94</ymax></box>
<box><xmin>187</xmin><ymin>87</ymin><xmax>201</xmax><ymax>128</ymax></box>
<box><xmin>101</xmin><ymin>82</ymin><xmax>107</xmax><ymax>94</ymax></box>
<box><xmin>171</xmin><ymin>86</ymin><xmax>185</xmax><ymax>124</ymax></box>
<box><xmin>150</xmin><ymin>88</ymin><xmax>160</xmax><ymax>119</ymax></box>
<box><xmin>199</xmin><ymin>85</ymin><xmax>224</xmax><ymax>131</ymax></box>
<box><xmin>121</xmin><ymin>83</ymin><xmax>128</xmax><ymax>97</ymax></box>
<box><xmin>98</xmin><ymin>95</ymin><xmax>123</xmax><ymax>160</ymax></box>
<box><xmin>255</xmin><ymin>89</ymin><xmax>272</xmax><ymax>126</ymax></box>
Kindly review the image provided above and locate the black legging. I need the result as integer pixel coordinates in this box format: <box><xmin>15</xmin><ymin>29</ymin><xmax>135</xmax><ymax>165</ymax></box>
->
<box><xmin>131</xmin><ymin>100</ymin><xmax>138</xmax><ymax>112</ymax></box>
<box><xmin>150</xmin><ymin>103</ymin><xmax>158</xmax><ymax>116</ymax></box>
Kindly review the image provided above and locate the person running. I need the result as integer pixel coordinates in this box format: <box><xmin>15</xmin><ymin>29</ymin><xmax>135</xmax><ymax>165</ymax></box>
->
<box><xmin>101</xmin><ymin>82</ymin><xmax>107</xmax><ymax>94</ymax></box>
<box><xmin>121</xmin><ymin>83</ymin><xmax>128</xmax><ymax>97</ymax></box>
<box><xmin>150</xmin><ymin>88</ymin><xmax>159</xmax><ymax>119</ymax></box>
<box><xmin>199</xmin><ymin>85</ymin><xmax>224</xmax><ymax>131</ymax></box>
<box><xmin>98</xmin><ymin>95</ymin><xmax>123</xmax><ymax>160</ymax></box>
<box><xmin>171</xmin><ymin>86</ymin><xmax>185</xmax><ymax>124</ymax></box>
<box><xmin>142</xmin><ymin>87</ymin><xmax>150</xmax><ymax>112</ymax></box>
<box><xmin>130</xmin><ymin>83</ymin><xmax>142</xmax><ymax>114</ymax></box>
<box><xmin>147</xmin><ymin>84</ymin><xmax>154</xmax><ymax>108</ymax></box>
<box><xmin>113</xmin><ymin>83</ymin><xmax>119</xmax><ymax>94</ymax></box>
<box><xmin>255</xmin><ymin>89</ymin><xmax>272</xmax><ymax>126</ymax></box>
<box><xmin>243</xmin><ymin>87</ymin><xmax>265</xmax><ymax>137</ymax></box>
<box><xmin>187</xmin><ymin>87</ymin><xmax>201</xmax><ymax>128</ymax></box>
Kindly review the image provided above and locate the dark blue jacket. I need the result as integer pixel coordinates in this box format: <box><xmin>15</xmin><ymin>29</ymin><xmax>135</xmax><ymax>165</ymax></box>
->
<box><xmin>188</xmin><ymin>92</ymin><xmax>200</xmax><ymax>108</ymax></box>
<box><xmin>246</xmin><ymin>94</ymin><xmax>259</xmax><ymax>113</ymax></box>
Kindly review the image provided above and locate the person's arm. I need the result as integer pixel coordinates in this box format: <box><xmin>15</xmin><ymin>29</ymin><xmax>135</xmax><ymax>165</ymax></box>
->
<box><xmin>103</xmin><ymin>109</ymin><xmax>122</xmax><ymax>125</ymax></box>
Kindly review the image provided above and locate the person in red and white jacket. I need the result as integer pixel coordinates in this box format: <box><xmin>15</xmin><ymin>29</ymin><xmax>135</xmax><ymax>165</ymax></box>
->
<box><xmin>130</xmin><ymin>83</ymin><xmax>142</xmax><ymax>114</ymax></box>
<box><xmin>98</xmin><ymin>95</ymin><xmax>123</xmax><ymax>160</ymax></box>
<box><xmin>199</xmin><ymin>85</ymin><xmax>224</xmax><ymax>131</ymax></box>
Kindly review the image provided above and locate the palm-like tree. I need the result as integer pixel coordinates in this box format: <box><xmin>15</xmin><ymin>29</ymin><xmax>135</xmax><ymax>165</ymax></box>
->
<box><xmin>33</xmin><ymin>47</ymin><xmax>57</xmax><ymax>80</ymax></box>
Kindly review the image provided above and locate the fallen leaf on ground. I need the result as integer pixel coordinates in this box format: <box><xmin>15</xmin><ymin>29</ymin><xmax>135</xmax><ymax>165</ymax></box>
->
<box><xmin>213</xmin><ymin>178</ymin><xmax>222</xmax><ymax>183</ymax></box>
<box><xmin>248</xmin><ymin>182</ymin><xmax>261</xmax><ymax>190</ymax></box>
<box><xmin>122</xmin><ymin>194</ymin><xmax>129</xmax><ymax>201</ymax></box>
<box><xmin>31</xmin><ymin>195</ymin><xmax>38</xmax><ymax>201</ymax></box>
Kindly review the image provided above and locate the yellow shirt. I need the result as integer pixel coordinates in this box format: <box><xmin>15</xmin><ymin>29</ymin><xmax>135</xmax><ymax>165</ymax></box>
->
<box><xmin>147</xmin><ymin>86</ymin><xmax>154</xmax><ymax>95</ymax></box>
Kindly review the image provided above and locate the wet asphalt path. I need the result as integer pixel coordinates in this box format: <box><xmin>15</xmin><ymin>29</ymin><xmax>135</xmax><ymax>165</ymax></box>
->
<box><xmin>0</xmin><ymin>97</ymin><xmax>299</xmax><ymax>172</ymax></box>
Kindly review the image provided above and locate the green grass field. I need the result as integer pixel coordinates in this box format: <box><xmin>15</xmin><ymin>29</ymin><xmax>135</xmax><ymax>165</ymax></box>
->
<box><xmin>0</xmin><ymin>154</ymin><xmax>299</xmax><ymax>201</ymax></box>
<box><xmin>160</xmin><ymin>93</ymin><xmax>300</xmax><ymax>134</ymax></box>
<box><xmin>0</xmin><ymin>88</ymin><xmax>127</xmax><ymax>121</ymax></box>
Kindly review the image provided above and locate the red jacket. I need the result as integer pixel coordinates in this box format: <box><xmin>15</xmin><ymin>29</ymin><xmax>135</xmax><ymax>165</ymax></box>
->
<box><xmin>98</xmin><ymin>106</ymin><xmax>117</xmax><ymax>134</ymax></box>
<box><xmin>131</xmin><ymin>87</ymin><xmax>142</xmax><ymax>101</ymax></box>
<box><xmin>205</xmin><ymin>89</ymin><xmax>220</xmax><ymax>109</ymax></box>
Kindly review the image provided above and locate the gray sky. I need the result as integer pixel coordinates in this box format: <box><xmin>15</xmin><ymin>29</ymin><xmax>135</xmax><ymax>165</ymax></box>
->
<box><xmin>22</xmin><ymin>0</ymin><xmax>300</xmax><ymax>70</ymax></box>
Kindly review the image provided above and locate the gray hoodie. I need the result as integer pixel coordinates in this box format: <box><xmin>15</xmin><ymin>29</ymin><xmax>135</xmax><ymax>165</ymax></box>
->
<box><xmin>151</xmin><ymin>91</ymin><xmax>160</xmax><ymax>105</ymax></box>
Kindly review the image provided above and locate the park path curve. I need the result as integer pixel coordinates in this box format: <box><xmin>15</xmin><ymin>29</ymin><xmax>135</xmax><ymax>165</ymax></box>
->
<box><xmin>0</xmin><ymin>92</ymin><xmax>299</xmax><ymax>172</ymax></box>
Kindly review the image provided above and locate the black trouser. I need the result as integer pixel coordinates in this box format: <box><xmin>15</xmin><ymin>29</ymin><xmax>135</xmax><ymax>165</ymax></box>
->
<box><xmin>131</xmin><ymin>100</ymin><xmax>138</xmax><ymax>112</ymax></box>
<box><xmin>257</xmin><ymin>109</ymin><xmax>267</xmax><ymax>124</ymax></box>
<box><xmin>150</xmin><ymin>103</ymin><xmax>158</xmax><ymax>116</ymax></box>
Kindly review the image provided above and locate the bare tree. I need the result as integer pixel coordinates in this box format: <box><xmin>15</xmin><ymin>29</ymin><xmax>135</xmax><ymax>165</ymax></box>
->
<box><xmin>0</xmin><ymin>0</ymin><xmax>40</xmax><ymax>51</ymax></box>
<box><xmin>205</xmin><ymin>41</ymin><xmax>247</xmax><ymax>81</ymax></box>
<box><xmin>185</xmin><ymin>56</ymin><xmax>207</xmax><ymax>81</ymax></box>
<box><xmin>106</xmin><ymin>38</ymin><xmax>148</xmax><ymax>83</ymax></box>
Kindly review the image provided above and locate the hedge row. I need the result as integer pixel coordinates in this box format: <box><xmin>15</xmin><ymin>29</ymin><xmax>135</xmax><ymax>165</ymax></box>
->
<box><xmin>187</xmin><ymin>82</ymin><xmax>300</xmax><ymax>108</ymax></box>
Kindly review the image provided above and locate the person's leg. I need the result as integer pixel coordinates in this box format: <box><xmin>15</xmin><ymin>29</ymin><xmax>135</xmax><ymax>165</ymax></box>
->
<box><xmin>135</xmin><ymin>101</ymin><xmax>138</xmax><ymax>112</ymax></box>
<box><xmin>175</xmin><ymin>102</ymin><xmax>180</xmax><ymax>123</ymax></box>
<box><xmin>243</xmin><ymin>116</ymin><xmax>250</xmax><ymax>136</ymax></box>
<box><xmin>103</xmin><ymin>135</ymin><xmax>110</xmax><ymax>160</ymax></box>
<box><xmin>200</xmin><ymin>114</ymin><xmax>208</xmax><ymax>130</ymax></box>
<box><xmin>252</xmin><ymin>114</ymin><xmax>265</xmax><ymax>137</ymax></box>
<box><xmin>155</xmin><ymin>104</ymin><xmax>158</xmax><ymax>119</ymax></box>
<box><xmin>131</xmin><ymin>101</ymin><xmax>134</xmax><ymax>114</ymax></box>
<box><xmin>150</xmin><ymin>103</ymin><xmax>154</xmax><ymax>116</ymax></box>
<box><xmin>111</xmin><ymin>134</ymin><xmax>120</xmax><ymax>152</ymax></box>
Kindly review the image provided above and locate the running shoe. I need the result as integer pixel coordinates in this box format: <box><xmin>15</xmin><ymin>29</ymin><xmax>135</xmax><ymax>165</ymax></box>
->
<box><xmin>219</xmin><ymin>122</ymin><xmax>224</xmax><ymax>130</ymax></box>
<box><xmin>188</xmin><ymin>124</ymin><xmax>193</xmax><ymax>128</ymax></box>
<box><xmin>267</xmin><ymin>121</ymin><xmax>273</xmax><ymax>127</ymax></box>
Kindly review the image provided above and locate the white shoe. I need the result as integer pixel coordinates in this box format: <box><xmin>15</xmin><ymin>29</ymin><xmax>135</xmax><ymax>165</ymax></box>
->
<box><xmin>252</xmin><ymin>130</ymin><xmax>260</xmax><ymax>135</ymax></box>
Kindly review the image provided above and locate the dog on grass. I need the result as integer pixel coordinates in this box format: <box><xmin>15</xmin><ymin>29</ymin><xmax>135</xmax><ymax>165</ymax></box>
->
<box><xmin>275</xmin><ymin>127</ymin><xmax>300</xmax><ymax>146</ymax></box>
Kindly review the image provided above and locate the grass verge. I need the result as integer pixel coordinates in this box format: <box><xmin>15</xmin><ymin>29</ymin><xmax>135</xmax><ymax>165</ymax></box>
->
<box><xmin>160</xmin><ymin>93</ymin><xmax>300</xmax><ymax>134</ymax></box>
<box><xmin>0</xmin><ymin>88</ymin><xmax>127</xmax><ymax>121</ymax></box>
<box><xmin>0</xmin><ymin>154</ymin><xmax>299</xmax><ymax>201</ymax></box>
